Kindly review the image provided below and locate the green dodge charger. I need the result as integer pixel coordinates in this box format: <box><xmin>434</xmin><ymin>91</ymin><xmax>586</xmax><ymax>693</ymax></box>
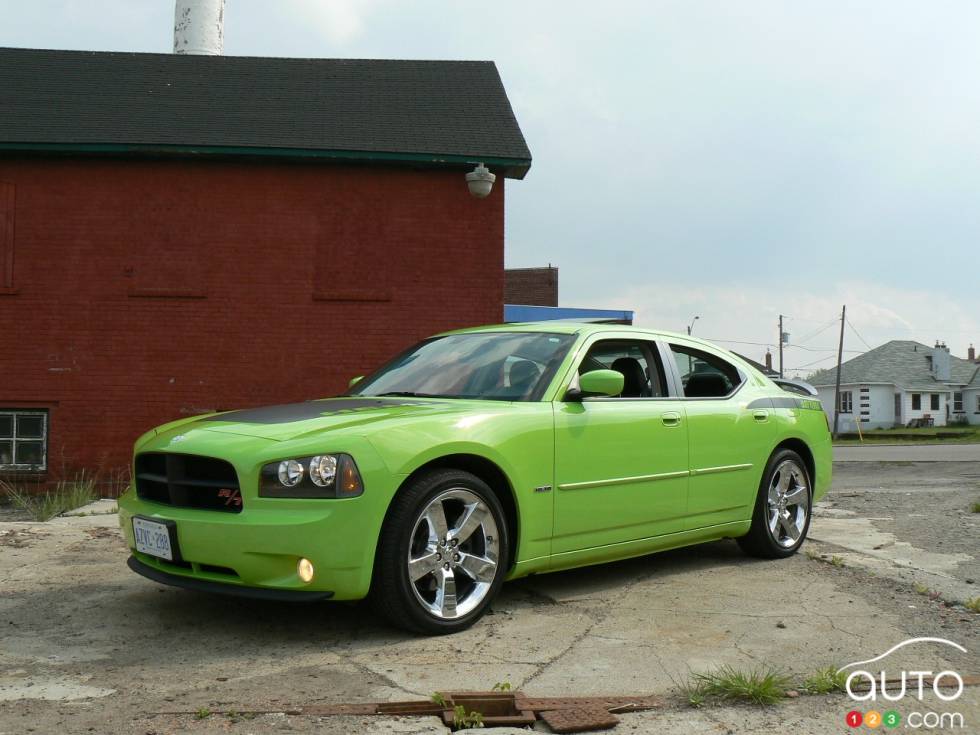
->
<box><xmin>119</xmin><ymin>322</ymin><xmax>831</xmax><ymax>634</ymax></box>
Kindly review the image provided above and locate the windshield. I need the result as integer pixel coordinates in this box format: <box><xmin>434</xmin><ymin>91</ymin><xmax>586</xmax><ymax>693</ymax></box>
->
<box><xmin>349</xmin><ymin>332</ymin><xmax>577</xmax><ymax>401</ymax></box>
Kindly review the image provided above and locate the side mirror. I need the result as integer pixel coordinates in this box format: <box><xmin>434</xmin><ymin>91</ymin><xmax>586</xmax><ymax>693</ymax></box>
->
<box><xmin>566</xmin><ymin>369</ymin><xmax>624</xmax><ymax>400</ymax></box>
<box><xmin>348</xmin><ymin>375</ymin><xmax>364</xmax><ymax>389</ymax></box>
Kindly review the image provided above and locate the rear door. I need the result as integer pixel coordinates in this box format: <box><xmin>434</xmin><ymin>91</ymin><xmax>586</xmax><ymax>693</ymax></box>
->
<box><xmin>666</xmin><ymin>342</ymin><xmax>776</xmax><ymax>530</ymax></box>
<box><xmin>553</xmin><ymin>336</ymin><xmax>689</xmax><ymax>553</ymax></box>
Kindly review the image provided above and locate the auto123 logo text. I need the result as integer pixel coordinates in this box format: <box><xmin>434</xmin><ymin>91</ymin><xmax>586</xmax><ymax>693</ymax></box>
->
<box><xmin>838</xmin><ymin>637</ymin><xmax>968</xmax><ymax>730</ymax></box>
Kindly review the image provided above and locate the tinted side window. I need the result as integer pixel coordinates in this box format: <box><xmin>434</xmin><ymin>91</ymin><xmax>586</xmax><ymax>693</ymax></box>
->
<box><xmin>669</xmin><ymin>345</ymin><xmax>742</xmax><ymax>398</ymax></box>
<box><xmin>578</xmin><ymin>341</ymin><xmax>666</xmax><ymax>398</ymax></box>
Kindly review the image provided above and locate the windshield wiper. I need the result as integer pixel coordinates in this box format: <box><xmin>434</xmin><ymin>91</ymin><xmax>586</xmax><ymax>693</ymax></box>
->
<box><xmin>374</xmin><ymin>391</ymin><xmax>447</xmax><ymax>398</ymax></box>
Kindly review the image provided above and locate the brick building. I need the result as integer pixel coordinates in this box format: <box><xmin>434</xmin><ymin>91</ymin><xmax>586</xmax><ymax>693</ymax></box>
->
<box><xmin>504</xmin><ymin>266</ymin><xmax>558</xmax><ymax>306</ymax></box>
<box><xmin>0</xmin><ymin>47</ymin><xmax>531</xmax><ymax>481</ymax></box>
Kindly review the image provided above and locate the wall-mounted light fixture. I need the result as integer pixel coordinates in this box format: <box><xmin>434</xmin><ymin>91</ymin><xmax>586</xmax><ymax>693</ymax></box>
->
<box><xmin>465</xmin><ymin>163</ymin><xmax>496</xmax><ymax>198</ymax></box>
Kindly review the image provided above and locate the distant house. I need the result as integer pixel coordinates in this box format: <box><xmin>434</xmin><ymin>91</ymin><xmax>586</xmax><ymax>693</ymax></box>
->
<box><xmin>808</xmin><ymin>341</ymin><xmax>980</xmax><ymax>429</ymax></box>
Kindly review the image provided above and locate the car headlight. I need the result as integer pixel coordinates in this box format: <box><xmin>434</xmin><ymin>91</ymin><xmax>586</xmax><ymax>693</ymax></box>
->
<box><xmin>260</xmin><ymin>453</ymin><xmax>363</xmax><ymax>498</ymax></box>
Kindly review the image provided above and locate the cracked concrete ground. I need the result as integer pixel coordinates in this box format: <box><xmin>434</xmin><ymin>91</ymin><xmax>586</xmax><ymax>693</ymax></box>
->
<box><xmin>1</xmin><ymin>461</ymin><xmax>977</xmax><ymax>734</ymax></box>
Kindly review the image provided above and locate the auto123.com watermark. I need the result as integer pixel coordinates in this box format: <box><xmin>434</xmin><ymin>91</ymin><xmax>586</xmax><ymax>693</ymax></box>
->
<box><xmin>838</xmin><ymin>637</ymin><xmax>969</xmax><ymax>730</ymax></box>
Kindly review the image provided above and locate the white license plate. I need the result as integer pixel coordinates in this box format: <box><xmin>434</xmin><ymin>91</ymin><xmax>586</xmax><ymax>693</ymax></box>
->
<box><xmin>133</xmin><ymin>517</ymin><xmax>175</xmax><ymax>561</ymax></box>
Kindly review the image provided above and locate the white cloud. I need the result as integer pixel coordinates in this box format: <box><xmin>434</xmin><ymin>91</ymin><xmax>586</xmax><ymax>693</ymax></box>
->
<box><xmin>592</xmin><ymin>281</ymin><xmax>980</xmax><ymax>377</ymax></box>
<box><xmin>284</xmin><ymin>0</ymin><xmax>378</xmax><ymax>46</ymax></box>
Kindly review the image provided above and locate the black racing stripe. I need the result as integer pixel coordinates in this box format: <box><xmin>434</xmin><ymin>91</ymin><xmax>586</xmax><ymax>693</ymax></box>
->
<box><xmin>771</xmin><ymin>397</ymin><xmax>803</xmax><ymax>409</ymax></box>
<box><xmin>747</xmin><ymin>397</ymin><xmax>802</xmax><ymax>410</ymax></box>
<box><xmin>202</xmin><ymin>398</ymin><xmax>437</xmax><ymax>424</ymax></box>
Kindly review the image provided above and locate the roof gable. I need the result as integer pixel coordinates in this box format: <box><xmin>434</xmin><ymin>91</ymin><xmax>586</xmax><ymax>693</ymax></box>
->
<box><xmin>0</xmin><ymin>47</ymin><xmax>532</xmax><ymax>178</ymax></box>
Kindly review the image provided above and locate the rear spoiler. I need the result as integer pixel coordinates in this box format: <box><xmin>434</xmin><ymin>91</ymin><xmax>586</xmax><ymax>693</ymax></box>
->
<box><xmin>772</xmin><ymin>378</ymin><xmax>819</xmax><ymax>397</ymax></box>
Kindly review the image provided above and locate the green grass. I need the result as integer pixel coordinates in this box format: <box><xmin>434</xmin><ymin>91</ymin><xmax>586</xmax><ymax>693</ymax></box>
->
<box><xmin>834</xmin><ymin>426</ymin><xmax>980</xmax><ymax>446</ymax></box>
<box><xmin>964</xmin><ymin>598</ymin><xmax>980</xmax><ymax>613</ymax></box>
<box><xmin>1</xmin><ymin>471</ymin><xmax>98</xmax><ymax>521</ymax></box>
<box><xmin>680</xmin><ymin>678</ymin><xmax>708</xmax><ymax>708</ymax></box>
<box><xmin>971</xmin><ymin>502</ymin><xmax>980</xmax><ymax>514</ymax></box>
<box><xmin>688</xmin><ymin>666</ymin><xmax>791</xmax><ymax>706</ymax></box>
<box><xmin>803</xmin><ymin>666</ymin><xmax>848</xmax><ymax>694</ymax></box>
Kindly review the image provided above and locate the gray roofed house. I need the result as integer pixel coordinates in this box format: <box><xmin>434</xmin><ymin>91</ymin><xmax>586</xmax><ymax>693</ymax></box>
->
<box><xmin>0</xmin><ymin>47</ymin><xmax>532</xmax><ymax>178</ymax></box>
<box><xmin>808</xmin><ymin>341</ymin><xmax>980</xmax><ymax>430</ymax></box>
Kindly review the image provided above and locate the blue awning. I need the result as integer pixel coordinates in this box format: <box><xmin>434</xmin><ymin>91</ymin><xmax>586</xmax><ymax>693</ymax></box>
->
<box><xmin>504</xmin><ymin>304</ymin><xmax>634</xmax><ymax>324</ymax></box>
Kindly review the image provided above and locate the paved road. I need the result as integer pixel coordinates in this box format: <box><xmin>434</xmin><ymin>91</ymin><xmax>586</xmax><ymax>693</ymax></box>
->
<box><xmin>834</xmin><ymin>443</ymin><xmax>980</xmax><ymax>462</ymax></box>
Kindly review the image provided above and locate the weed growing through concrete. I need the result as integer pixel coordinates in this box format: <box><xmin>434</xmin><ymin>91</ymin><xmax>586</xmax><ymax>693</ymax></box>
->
<box><xmin>452</xmin><ymin>704</ymin><xmax>483</xmax><ymax>729</ymax></box>
<box><xmin>1</xmin><ymin>470</ymin><xmax>97</xmax><ymax>521</ymax></box>
<box><xmin>803</xmin><ymin>666</ymin><xmax>848</xmax><ymax>694</ymax></box>
<box><xmin>225</xmin><ymin>709</ymin><xmax>255</xmax><ymax>724</ymax></box>
<box><xmin>689</xmin><ymin>666</ymin><xmax>791</xmax><ymax>706</ymax></box>
<box><xmin>430</xmin><ymin>692</ymin><xmax>447</xmax><ymax>708</ymax></box>
<box><xmin>913</xmin><ymin>582</ymin><xmax>931</xmax><ymax>596</ymax></box>
<box><xmin>971</xmin><ymin>502</ymin><xmax>980</xmax><ymax>513</ymax></box>
<box><xmin>965</xmin><ymin>597</ymin><xmax>980</xmax><ymax>613</ymax></box>
<box><xmin>679</xmin><ymin>678</ymin><xmax>708</xmax><ymax>708</ymax></box>
<box><xmin>491</xmin><ymin>681</ymin><xmax>512</xmax><ymax>692</ymax></box>
<box><xmin>805</xmin><ymin>549</ymin><xmax>845</xmax><ymax>568</ymax></box>
<box><xmin>194</xmin><ymin>707</ymin><xmax>211</xmax><ymax>720</ymax></box>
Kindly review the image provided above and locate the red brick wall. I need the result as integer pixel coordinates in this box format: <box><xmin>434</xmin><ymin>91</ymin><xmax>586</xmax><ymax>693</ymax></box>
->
<box><xmin>504</xmin><ymin>267</ymin><xmax>558</xmax><ymax>306</ymax></box>
<box><xmin>0</xmin><ymin>157</ymin><xmax>505</xmax><ymax>483</ymax></box>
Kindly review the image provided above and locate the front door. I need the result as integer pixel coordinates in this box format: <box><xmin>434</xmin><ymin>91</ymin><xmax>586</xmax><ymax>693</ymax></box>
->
<box><xmin>553</xmin><ymin>338</ymin><xmax>689</xmax><ymax>554</ymax></box>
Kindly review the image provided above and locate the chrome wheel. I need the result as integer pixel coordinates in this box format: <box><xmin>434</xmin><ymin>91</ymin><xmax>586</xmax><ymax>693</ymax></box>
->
<box><xmin>407</xmin><ymin>488</ymin><xmax>500</xmax><ymax>620</ymax></box>
<box><xmin>767</xmin><ymin>459</ymin><xmax>809</xmax><ymax>548</ymax></box>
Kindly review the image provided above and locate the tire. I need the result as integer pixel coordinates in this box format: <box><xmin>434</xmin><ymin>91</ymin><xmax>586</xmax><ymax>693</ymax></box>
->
<box><xmin>371</xmin><ymin>469</ymin><xmax>509</xmax><ymax>635</ymax></box>
<box><xmin>737</xmin><ymin>449</ymin><xmax>812</xmax><ymax>559</ymax></box>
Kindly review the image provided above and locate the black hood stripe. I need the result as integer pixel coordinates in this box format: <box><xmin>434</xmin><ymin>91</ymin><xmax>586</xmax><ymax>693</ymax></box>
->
<box><xmin>202</xmin><ymin>398</ymin><xmax>437</xmax><ymax>424</ymax></box>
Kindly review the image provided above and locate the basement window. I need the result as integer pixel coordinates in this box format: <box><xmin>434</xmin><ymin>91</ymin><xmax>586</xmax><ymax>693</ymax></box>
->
<box><xmin>0</xmin><ymin>410</ymin><xmax>48</xmax><ymax>471</ymax></box>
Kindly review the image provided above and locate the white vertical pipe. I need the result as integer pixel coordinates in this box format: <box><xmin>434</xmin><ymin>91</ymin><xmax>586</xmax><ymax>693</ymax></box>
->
<box><xmin>174</xmin><ymin>0</ymin><xmax>226</xmax><ymax>56</ymax></box>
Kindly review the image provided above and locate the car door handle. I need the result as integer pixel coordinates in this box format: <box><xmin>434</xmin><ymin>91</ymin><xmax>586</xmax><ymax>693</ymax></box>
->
<box><xmin>753</xmin><ymin>409</ymin><xmax>770</xmax><ymax>422</ymax></box>
<box><xmin>662</xmin><ymin>412</ymin><xmax>682</xmax><ymax>427</ymax></box>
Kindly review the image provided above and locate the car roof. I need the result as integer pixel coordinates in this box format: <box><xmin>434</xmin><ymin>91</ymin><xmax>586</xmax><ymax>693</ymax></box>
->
<box><xmin>439</xmin><ymin>321</ymin><xmax>710</xmax><ymax>345</ymax></box>
<box><xmin>435</xmin><ymin>322</ymin><xmax>767</xmax><ymax>382</ymax></box>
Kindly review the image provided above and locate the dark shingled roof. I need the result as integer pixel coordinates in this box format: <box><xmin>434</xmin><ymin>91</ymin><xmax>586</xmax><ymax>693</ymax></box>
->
<box><xmin>0</xmin><ymin>47</ymin><xmax>532</xmax><ymax>178</ymax></box>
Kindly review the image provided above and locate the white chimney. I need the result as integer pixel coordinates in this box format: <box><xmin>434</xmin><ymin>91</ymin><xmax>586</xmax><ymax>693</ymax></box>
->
<box><xmin>174</xmin><ymin>0</ymin><xmax>226</xmax><ymax>55</ymax></box>
<box><xmin>930</xmin><ymin>342</ymin><xmax>951</xmax><ymax>382</ymax></box>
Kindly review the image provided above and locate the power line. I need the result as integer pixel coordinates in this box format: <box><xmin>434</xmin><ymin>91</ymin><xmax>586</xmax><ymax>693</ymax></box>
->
<box><xmin>795</xmin><ymin>318</ymin><xmax>841</xmax><ymax>345</ymax></box>
<box><xmin>845</xmin><ymin>318</ymin><xmax>874</xmax><ymax>351</ymax></box>
<box><xmin>786</xmin><ymin>355</ymin><xmax>837</xmax><ymax>370</ymax></box>
<box><xmin>705</xmin><ymin>337</ymin><xmax>862</xmax><ymax>354</ymax></box>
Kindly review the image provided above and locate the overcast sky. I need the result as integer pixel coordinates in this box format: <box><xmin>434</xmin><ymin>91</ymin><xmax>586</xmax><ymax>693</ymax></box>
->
<box><xmin>4</xmin><ymin>1</ymin><xmax>979</xmax><ymax>375</ymax></box>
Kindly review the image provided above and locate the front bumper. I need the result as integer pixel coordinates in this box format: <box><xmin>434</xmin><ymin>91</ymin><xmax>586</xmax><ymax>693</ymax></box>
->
<box><xmin>127</xmin><ymin>556</ymin><xmax>334</xmax><ymax>601</ymax></box>
<box><xmin>118</xmin><ymin>484</ymin><xmax>393</xmax><ymax>600</ymax></box>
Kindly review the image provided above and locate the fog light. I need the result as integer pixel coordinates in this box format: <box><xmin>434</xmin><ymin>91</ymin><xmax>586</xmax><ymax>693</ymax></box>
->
<box><xmin>297</xmin><ymin>557</ymin><xmax>315</xmax><ymax>583</ymax></box>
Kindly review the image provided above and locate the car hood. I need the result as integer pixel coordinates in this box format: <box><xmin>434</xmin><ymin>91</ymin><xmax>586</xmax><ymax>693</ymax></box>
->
<box><xmin>190</xmin><ymin>397</ymin><xmax>487</xmax><ymax>442</ymax></box>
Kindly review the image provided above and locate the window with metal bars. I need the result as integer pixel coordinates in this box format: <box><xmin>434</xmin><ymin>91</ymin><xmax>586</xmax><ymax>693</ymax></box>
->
<box><xmin>0</xmin><ymin>410</ymin><xmax>48</xmax><ymax>471</ymax></box>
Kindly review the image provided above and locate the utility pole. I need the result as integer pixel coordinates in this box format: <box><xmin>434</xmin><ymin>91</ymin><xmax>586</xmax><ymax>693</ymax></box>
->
<box><xmin>778</xmin><ymin>315</ymin><xmax>784</xmax><ymax>378</ymax></box>
<box><xmin>832</xmin><ymin>304</ymin><xmax>846</xmax><ymax>439</ymax></box>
